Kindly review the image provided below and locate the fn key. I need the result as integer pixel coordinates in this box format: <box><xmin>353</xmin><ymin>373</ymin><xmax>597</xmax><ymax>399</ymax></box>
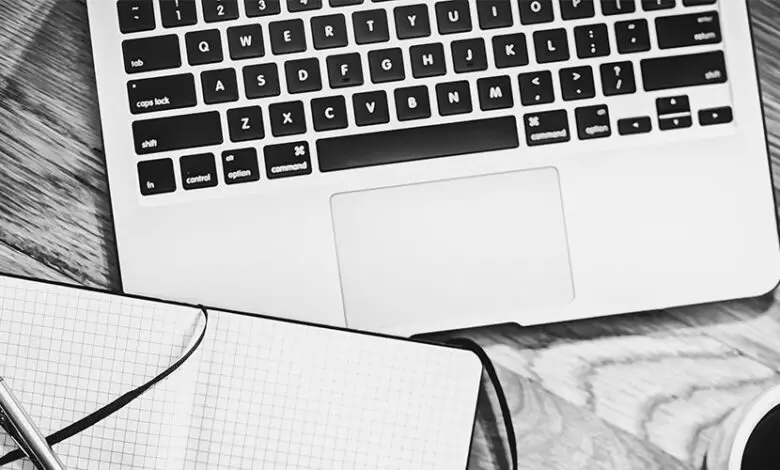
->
<box><xmin>138</xmin><ymin>159</ymin><xmax>176</xmax><ymax>195</ymax></box>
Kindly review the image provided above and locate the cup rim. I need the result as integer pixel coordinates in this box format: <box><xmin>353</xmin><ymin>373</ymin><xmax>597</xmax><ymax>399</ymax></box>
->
<box><xmin>728</xmin><ymin>383</ymin><xmax>780</xmax><ymax>468</ymax></box>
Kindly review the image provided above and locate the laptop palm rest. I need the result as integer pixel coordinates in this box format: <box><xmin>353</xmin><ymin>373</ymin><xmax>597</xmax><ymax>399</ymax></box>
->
<box><xmin>331</xmin><ymin>168</ymin><xmax>575</xmax><ymax>331</ymax></box>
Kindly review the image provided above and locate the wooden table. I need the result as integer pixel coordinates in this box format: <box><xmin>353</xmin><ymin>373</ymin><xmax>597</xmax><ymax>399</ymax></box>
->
<box><xmin>1</xmin><ymin>1</ymin><xmax>779</xmax><ymax>468</ymax></box>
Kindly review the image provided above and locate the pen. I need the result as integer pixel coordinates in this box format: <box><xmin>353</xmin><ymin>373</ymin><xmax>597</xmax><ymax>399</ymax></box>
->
<box><xmin>0</xmin><ymin>377</ymin><xmax>66</xmax><ymax>470</ymax></box>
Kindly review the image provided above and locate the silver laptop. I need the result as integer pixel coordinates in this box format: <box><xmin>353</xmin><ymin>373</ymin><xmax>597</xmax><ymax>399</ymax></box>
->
<box><xmin>86</xmin><ymin>0</ymin><xmax>780</xmax><ymax>335</ymax></box>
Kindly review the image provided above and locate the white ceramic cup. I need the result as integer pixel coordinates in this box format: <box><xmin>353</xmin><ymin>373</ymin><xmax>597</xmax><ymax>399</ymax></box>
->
<box><xmin>704</xmin><ymin>383</ymin><xmax>780</xmax><ymax>470</ymax></box>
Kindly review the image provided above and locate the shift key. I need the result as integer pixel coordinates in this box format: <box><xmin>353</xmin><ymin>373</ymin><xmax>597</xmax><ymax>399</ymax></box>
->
<box><xmin>641</xmin><ymin>51</ymin><xmax>727</xmax><ymax>91</ymax></box>
<box><xmin>133</xmin><ymin>112</ymin><xmax>223</xmax><ymax>154</ymax></box>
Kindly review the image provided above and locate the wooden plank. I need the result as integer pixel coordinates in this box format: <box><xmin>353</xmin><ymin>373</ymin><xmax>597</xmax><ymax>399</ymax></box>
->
<box><xmin>751</xmin><ymin>0</ymin><xmax>780</xmax><ymax>181</ymax></box>
<box><xmin>434</xmin><ymin>315</ymin><xmax>780</xmax><ymax>469</ymax></box>
<box><xmin>0</xmin><ymin>241</ymin><xmax>74</xmax><ymax>284</ymax></box>
<box><xmin>468</xmin><ymin>366</ymin><xmax>688</xmax><ymax>470</ymax></box>
<box><xmin>0</xmin><ymin>0</ymin><xmax>117</xmax><ymax>289</ymax></box>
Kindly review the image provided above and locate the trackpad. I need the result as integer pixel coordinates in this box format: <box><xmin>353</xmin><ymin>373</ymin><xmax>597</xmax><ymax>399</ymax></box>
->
<box><xmin>331</xmin><ymin>168</ymin><xmax>574</xmax><ymax>332</ymax></box>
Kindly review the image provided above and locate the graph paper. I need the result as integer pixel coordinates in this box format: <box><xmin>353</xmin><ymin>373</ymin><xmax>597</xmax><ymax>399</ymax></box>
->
<box><xmin>0</xmin><ymin>276</ymin><xmax>482</xmax><ymax>469</ymax></box>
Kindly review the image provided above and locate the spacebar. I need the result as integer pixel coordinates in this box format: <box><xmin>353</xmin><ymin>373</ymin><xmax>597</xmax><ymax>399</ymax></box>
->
<box><xmin>316</xmin><ymin>116</ymin><xmax>519</xmax><ymax>172</ymax></box>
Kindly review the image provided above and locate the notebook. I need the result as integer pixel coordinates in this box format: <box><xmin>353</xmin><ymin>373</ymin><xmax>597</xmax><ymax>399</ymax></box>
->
<box><xmin>0</xmin><ymin>274</ymin><xmax>482</xmax><ymax>469</ymax></box>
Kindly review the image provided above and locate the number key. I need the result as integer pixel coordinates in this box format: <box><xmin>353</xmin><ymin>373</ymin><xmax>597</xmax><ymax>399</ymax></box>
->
<box><xmin>159</xmin><ymin>0</ymin><xmax>197</xmax><ymax>28</ymax></box>
<box><xmin>287</xmin><ymin>0</ymin><xmax>322</xmax><ymax>12</ymax></box>
<box><xmin>245</xmin><ymin>0</ymin><xmax>281</xmax><ymax>16</ymax></box>
<box><xmin>202</xmin><ymin>0</ymin><xmax>239</xmax><ymax>22</ymax></box>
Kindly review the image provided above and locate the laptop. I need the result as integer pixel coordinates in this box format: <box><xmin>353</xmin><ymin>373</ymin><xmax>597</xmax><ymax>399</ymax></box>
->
<box><xmin>86</xmin><ymin>0</ymin><xmax>780</xmax><ymax>335</ymax></box>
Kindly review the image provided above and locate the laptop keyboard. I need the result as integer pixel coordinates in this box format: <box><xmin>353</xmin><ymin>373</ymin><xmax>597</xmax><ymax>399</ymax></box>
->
<box><xmin>118</xmin><ymin>0</ymin><xmax>728</xmax><ymax>196</ymax></box>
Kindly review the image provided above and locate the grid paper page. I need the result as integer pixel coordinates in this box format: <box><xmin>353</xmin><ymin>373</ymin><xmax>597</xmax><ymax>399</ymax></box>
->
<box><xmin>184</xmin><ymin>309</ymin><xmax>482</xmax><ymax>470</ymax></box>
<box><xmin>0</xmin><ymin>276</ymin><xmax>204</xmax><ymax>470</ymax></box>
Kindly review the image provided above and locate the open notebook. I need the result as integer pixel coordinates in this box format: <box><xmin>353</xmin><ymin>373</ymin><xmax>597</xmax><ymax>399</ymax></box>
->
<box><xmin>0</xmin><ymin>275</ymin><xmax>482</xmax><ymax>469</ymax></box>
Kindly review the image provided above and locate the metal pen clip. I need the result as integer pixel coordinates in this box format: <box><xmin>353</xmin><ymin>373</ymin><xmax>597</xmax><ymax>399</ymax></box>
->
<box><xmin>0</xmin><ymin>378</ymin><xmax>66</xmax><ymax>470</ymax></box>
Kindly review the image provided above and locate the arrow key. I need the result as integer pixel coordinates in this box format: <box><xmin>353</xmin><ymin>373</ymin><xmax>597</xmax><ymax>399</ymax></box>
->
<box><xmin>659</xmin><ymin>115</ymin><xmax>693</xmax><ymax>131</ymax></box>
<box><xmin>699</xmin><ymin>106</ymin><xmax>733</xmax><ymax>126</ymax></box>
<box><xmin>560</xmin><ymin>66</ymin><xmax>595</xmax><ymax>101</ymax></box>
<box><xmin>618</xmin><ymin>116</ymin><xmax>652</xmax><ymax>135</ymax></box>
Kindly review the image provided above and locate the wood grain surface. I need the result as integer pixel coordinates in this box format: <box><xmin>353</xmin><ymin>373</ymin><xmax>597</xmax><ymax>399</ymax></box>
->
<box><xmin>1</xmin><ymin>1</ymin><xmax>779</xmax><ymax>469</ymax></box>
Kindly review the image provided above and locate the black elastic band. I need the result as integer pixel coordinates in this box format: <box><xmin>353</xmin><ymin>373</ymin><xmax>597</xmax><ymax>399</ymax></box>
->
<box><xmin>0</xmin><ymin>306</ymin><xmax>209</xmax><ymax>466</ymax></box>
<box><xmin>446</xmin><ymin>337</ymin><xmax>518</xmax><ymax>470</ymax></box>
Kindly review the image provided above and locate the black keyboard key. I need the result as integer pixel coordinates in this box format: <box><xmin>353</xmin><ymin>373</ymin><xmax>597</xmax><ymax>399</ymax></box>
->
<box><xmin>618</xmin><ymin>116</ymin><xmax>652</xmax><ymax>135</ymax></box>
<box><xmin>560</xmin><ymin>0</ymin><xmax>595</xmax><ymax>20</ymax></box>
<box><xmin>243</xmin><ymin>64</ymin><xmax>281</xmax><ymax>98</ymax></box>
<box><xmin>317</xmin><ymin>116</ymin><xmax>519</xmax><ymax>172</ymax></box>
<box><xmin>452</xmin><ymin>38</ymin><xmax>488</xmax><ymax>73</ymax></box>
<box><xmin>395</xmin><ymin>5</ymin><xmax>431</xmax><ymax>39</ymax></box>
<box><xmin>656</xmin><ymin>95</ymin><xmax>690</xmax><ymax>115</ymax></box>
<box><xmin>575</xmin><ymin>104</ymin><xmax>611</xmax><ymax>140</ymax></box>
<box><xmin>228</xmin><ymin>25</ymin><xmax>265</xmax><ymax>60</ymax></box>
<box><xmin>656</xmin><ymin>11</ymin><xmax>721</xmax><ymax>50</ymax></box>
<box><xmin>330</xmin><ymin>0</ymin><xmax>363</xmax><ymax>5</ymax></box>
<box><xmin>287</xmin><ymin>0</ymin><xmax>322</xmax><ymax>11</ymax></box>
<box><xmin>436</xmin><ymin>81</ymin><xmax>472</xmax><ymax>116</ymax></box>
<box><xmin>133</xmin><ymin>112</ymin><xmax>223</xmax><ymax>155</ymax></box>
<box><xmin>682</xmin><ymin>0</ymin><xmax>715</xmax><ymax>5</ymax></box>
<box><xmin>202</xmin><ymin>69</ymin><xmax>239</xmax><ymax>104</ymax></box>
<box><xmin>118</xmin><ymin>0</ymin><xmax>156</xmax><ymax>33</ymax></box>
<box><xmin>435</xmin><ymin>1</ymin><xmax>472</xmax><ymax>35</ymax></box>
<box><xmin>269</xmin><ymin>20</ymin><xmax>307</xmax><ymax>54</ymax></box>
<box><xmin>269</xmin><ymin>101</ymin><xmax>307</xmax><ymax>136</ymax></box>
<box><xmin>285</xmin><ymin>58</ymin><xmax>322</xmax><ymax>94</ymax></box>
<box><xmin>327</xmin><ymin>53</ymin><xmax>364</xmax><ymax>88</ymax></box>
<box><xmin>227</xmin><ymin>106</ymin><xmax>265</xmax><ymax>142</ymax></box>
<box><xmin>559</xmin><ymin>66</ymin><xmax>595</xmax><ymax>101</ymax></box>
<box><xmin>659</xmin><ymin>115</ymin><xmax>692</xmax><ymax>130</ymax></box>
<box><xmin>477</xmin><ymin>76</ymin><xmax>513</xmax><ymax>111</ymax></box>
<box><xmin>477</xmin><ymin>0</ymin><xmax>513</xmax><ymax>29</ymax></box>
<box><xmin>202</xmin><ymin>0</ymin><xmax>239</xmax><ymax>22</ymax></box>
<box><xmin>185</xmin><ymin>30</ymin><xmax>223</xmax><ymax>65</ymax></box>
<box><xmin>128</xmin><ymin>73</ymin><xmax>197</xmax><ymax>114</ymax></box>
<box><xmin>123</xmin><ymin>35</ymin><xmax>181</xmax><ymax>73</ymax></box>
<box><xmin>395</xmin><ymin>86</ymin><xmax>431</xmax><ymax>121</ymax></box>
<box><xmin>493</xmin><ymin>34</ymin><xmax>529</xmax><ymax>69</ymax></box>
<box><xmin>410</xmin><ymin>43</ymin><xmax>447</xmax><ymax>78</ymax></box>
<box><xmin>642</xmin><ymin>0</ymin><xmax>675</xmax><ymax>10</ymax></box>
<box><xmin>265</xmin><ymin>142</ymin><xmax>312</xmax><ymax>179</ymax></box>
<box><xmin>615</xmin><ymin>19</ymin><xmax>651</xmax><ymax>54</ymax></box>
<box><xmin>223</xmin><ymin>148</ymin><xmax>261</xmax><ymax>184</ymax></box>
<box><xmin>353</xmin><ymin>91</ymin><xmax>390</xmax><ymax>126</ymax></box>
<box><xmin>523</xmin><ymin>110</ymin><xmax>570</xmax><ymax>146</ymax></box>
<box><xmin>245</xmin><ymin>0</ymin><xmax>281</xmax><ymax>16</ymax></box>
<box><xmin>312</xmin><ymin>96</ymin><xmax>349</xmax><ymax>131</ymax></box>
<box><xmin>312</xmin><ymin>14</ymin><xmax>349</xmax><ymax>50</ymax></box>
<box><xmin>353</xmin><ymin>10</ymin><xmax>390</xmax><ymax>44</ymax></box>
<box><xmin>601</xmin><ymin>0</ymin><xmax>636</xmax><ymax>15</ymax></box>
<box><xmin>641</xmin><ymin>51</ymin><xmax>727</xmax><ymax>91</ymax></box>
<box><xmin>533</xmin><ymin>29</ymin><xmax>570</xmax><ymax>63</ymax></box>
<box><xmin>574</xmin><ymin>24</ymin><xmax>610</xmax><ymax>59</ymax></box>
<box><xmin>159</xmin><ymin>0</ymin><xmax>198</xmax><ymax>28</ymax></box>
<box><xmin>138</xmin><ymin>159</ymin><xmax>176</xmax><ymax>195</ymax></box>
<box><xmin>518</xmin><ymin>0</ymin><xmax>554</xmax><ymax>24</ymax></box>
<box><xmin>699</xmin><ymin>106</ymin><xmax>732</xmax><ymax>126</ymax></box>
<box><xmin>600</xmin><ymin>61</ymin><xmax>636</xmax><ymax>96</ymax></box>
<box><xmin>369</xmin><ymin>48</ymin><xmax>405</xmax><ymax>83</ymax></box>
<box><xmin>181</xmin><ymin>153</ymin><xmax>218</xmax><ymax>190</ymax></box>
<box><xmin>518</xmin><ymin>71</ymin><xmax>555</xmax><ymax>105</ymax></box>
